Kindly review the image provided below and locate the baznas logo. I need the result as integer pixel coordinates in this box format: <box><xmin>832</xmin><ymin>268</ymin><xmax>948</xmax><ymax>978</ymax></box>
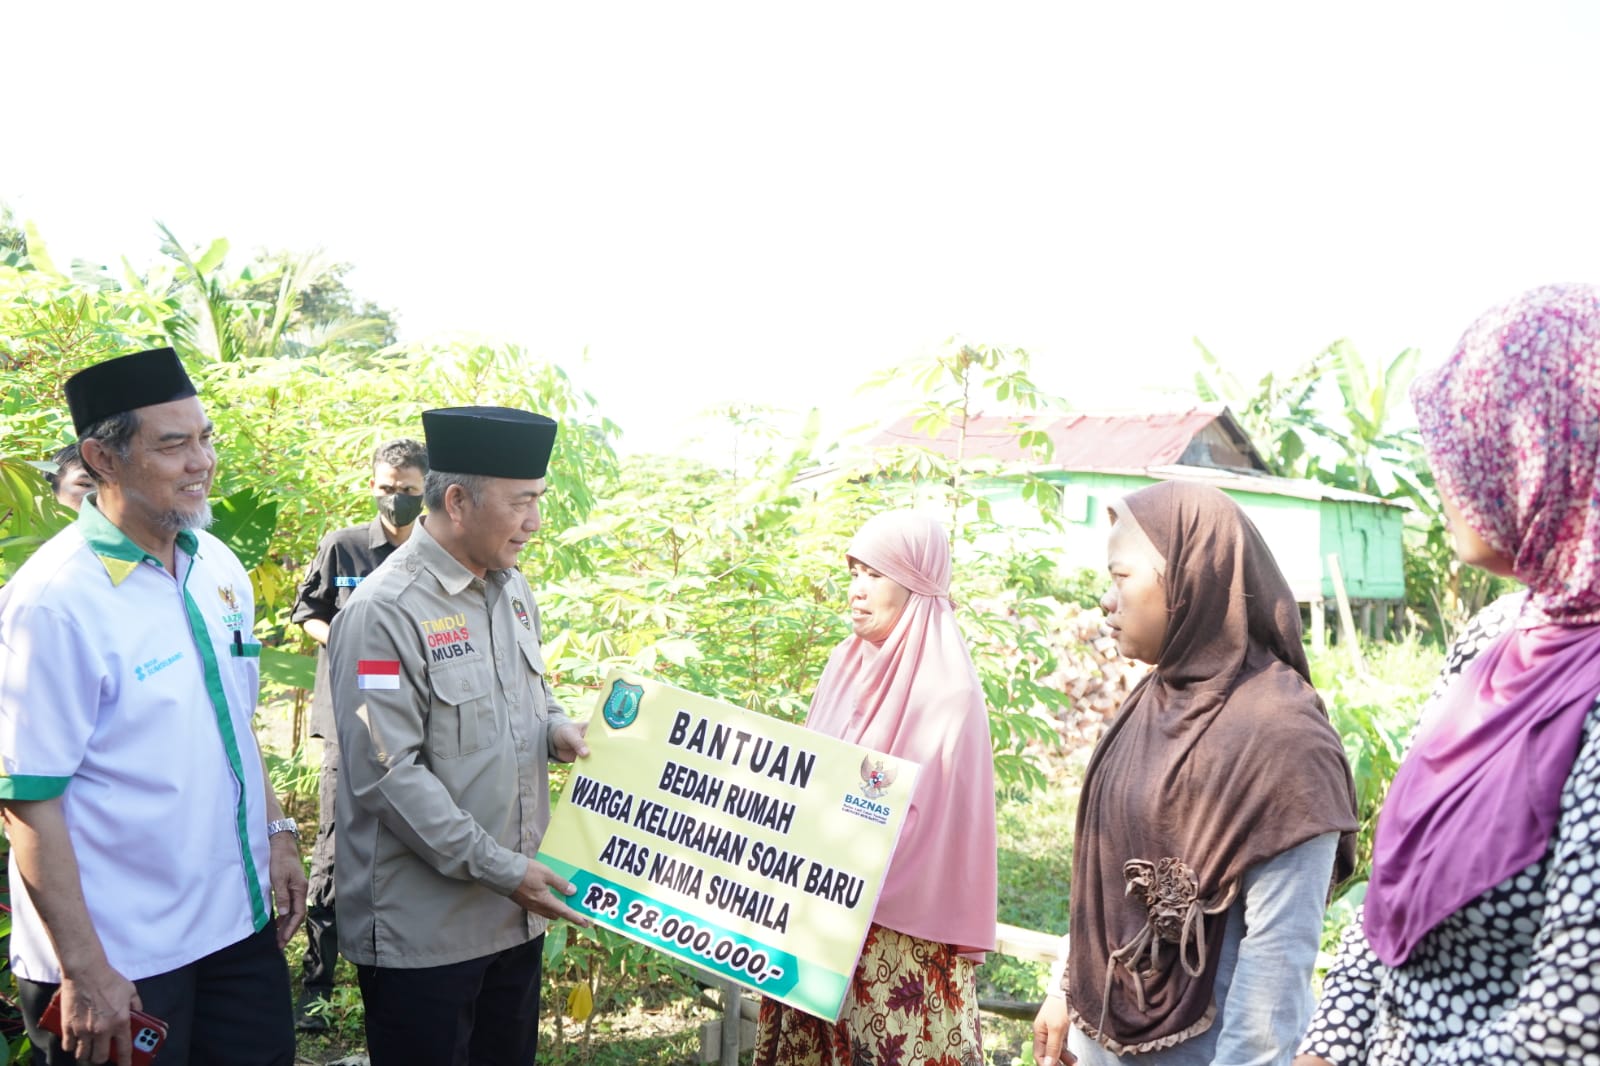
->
<box><xmin>218</xmin><ymin>585</ymin><xmax>239</xmax><ymax>612</ymax></box>
<box><xmin>859</xmin><ymin>756</ymin><xmax>898</xmax><ymax>799</ymax></box>
<box><xmin>602</xmin><ymin>679</ymin><xmax>645</xmax><ymax>729</ymax></box>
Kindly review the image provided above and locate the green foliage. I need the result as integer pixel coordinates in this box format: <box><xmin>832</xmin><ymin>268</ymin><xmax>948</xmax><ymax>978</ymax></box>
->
<box><xmin>263</xmin><ymin>745</ymin><xmax>321</xmax><ymax>824</ymax></box>
<box><xmin>0</xmin><ymin>459</ymin><xmax>72</xmax><ymax>577</ymax></box>
<box><xmin>1</xmin><ymin>230</ymin><xmax>1097</xmax><ymax>1060</ymax></box>
<box><xmin>525</xmin><ymin>340</ymin><xmax>1080</xmax><ymax>1037</ymax></box>
<box><xmin>1401</xmin><ymin>508</ymin><xmax>1522</xmax><ymax>648</ymax></box>
<box><xmin>261</xmin><ymin>645</ymin><xmax>317</xmax><ymax>691</ymax></box>
<box><xmin>1192</xmin><ymin>336</ymin><xmax>1329</xmax><ymax>478</ymax></box>
<box><xmin>0</xmin><ymin>227</ymin><xmax>185</xmax><ymax>536</ymax></box>
<box><xmin>209</xmin><ymin>487</ymin><xmax>279</xmax><ymax>571</ymax></box>
<box><xmin>846</xmin><ymin>340</ymin><xmax>1073</xmax><ymax>791</ymax></box>
<box><xmin>540</xmin><ymin>923</ymin><xmax>697</xmax><ymax>1058</ymax></box>
<box><xmin>1315</xmin><ymin>341</ymin><xmax>1424</xmax><ymax>500</ymax></box>
<box><xmin>1308</xmin><ymin>637</ymin><xmax>1441</xmax><ymax>955</ymax></box>
<box><xmin>1193</xmin><ymin>337</ymin><xmax>1426</xmax><ymax>499</ymax></box>
<box><xmin>985</xmin><ymin>774</ymin><xmax>1076</xmax><ymax>1005</ymax></box>
<box><xmin>298</xmin><ymin>983</ymin><xmax>368</xmax><ymax>1043</ymax></box>
<box><xmin>1191</xmin><ymin>337</ymin><xmax>1499</xmax><ymax>646</ymax></box>
<box><xmin>232</xmin><ymin>252</ymin><xmax>398</xmax><ymax>353</ymax></box>
<box><xmin>0</xmin><ymin>834</ymin><xmax>29</xmax><ymax>1062</ymax></box>
<box><xmin>1008</xmin><ymin>561</ymin><xmax>1102</xmax><ymax>611</ymax></box>
<box><xmin>0</xmin><ymin>203</ymin><xmax>24</xmax><ymax>258</ymax></box>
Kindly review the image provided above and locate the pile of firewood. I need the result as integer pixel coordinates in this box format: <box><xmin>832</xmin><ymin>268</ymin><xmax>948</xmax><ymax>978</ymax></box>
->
<box><xmin>1039</xmin><ymin>603</ymin><xmax>1149</xmax><ymax>753</ymax></box>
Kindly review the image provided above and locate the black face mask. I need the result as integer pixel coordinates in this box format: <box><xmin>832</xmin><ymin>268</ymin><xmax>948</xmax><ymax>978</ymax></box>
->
<box><xmin>376</xmin><ymin>492</ymin><xmax>424</xmax><ymax>528</ymax></box>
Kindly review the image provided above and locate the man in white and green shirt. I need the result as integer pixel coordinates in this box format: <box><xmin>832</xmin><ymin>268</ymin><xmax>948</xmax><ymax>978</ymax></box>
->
<box><xmin>0</xmin><ymin>347</ymin><xmax>304</xmax><ymax>1066</ymax></box>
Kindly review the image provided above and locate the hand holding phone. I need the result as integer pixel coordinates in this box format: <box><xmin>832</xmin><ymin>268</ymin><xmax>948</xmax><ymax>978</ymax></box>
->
<box><xmin>39</xmin><ymin>989</ymin><xmax>168</xmax><ymax>1065</ymax></box>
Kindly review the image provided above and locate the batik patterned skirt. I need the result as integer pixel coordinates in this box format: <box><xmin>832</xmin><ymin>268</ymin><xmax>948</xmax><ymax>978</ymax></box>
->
<box><xmin>753</xmin><ymin>923</ymin><xmax>984</xmax><ymax>1066</ymax></box>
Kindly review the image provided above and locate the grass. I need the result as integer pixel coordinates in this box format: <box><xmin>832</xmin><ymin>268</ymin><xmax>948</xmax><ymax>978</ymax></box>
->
<box><xmin>980</xmin><ymin>750</ymin><xmax>1084</xmax><ymax>1066</ymax></box>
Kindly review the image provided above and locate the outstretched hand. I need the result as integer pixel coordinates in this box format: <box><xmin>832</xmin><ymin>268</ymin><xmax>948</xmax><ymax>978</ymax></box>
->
<box><xmin>511</xmin><ymin>859</ymin><xmax>592</xmax><ymax>927</ymax></box>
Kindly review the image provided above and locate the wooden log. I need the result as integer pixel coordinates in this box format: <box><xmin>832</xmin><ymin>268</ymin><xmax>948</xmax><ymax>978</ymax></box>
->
<box><xmin>1326</xmin><ymin>553</ymin><xmax>1368</xmax><ymax>676</ymax></box>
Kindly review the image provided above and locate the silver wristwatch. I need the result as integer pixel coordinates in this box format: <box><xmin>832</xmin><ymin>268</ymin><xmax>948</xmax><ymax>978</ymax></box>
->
<box><xmin>266</xmin><ymin>817</ymin><xmax>299</xmax><ymax>840</ymax></box>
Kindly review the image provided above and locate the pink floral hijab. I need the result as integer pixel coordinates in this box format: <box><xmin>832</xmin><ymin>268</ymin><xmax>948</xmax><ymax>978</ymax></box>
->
<box><xmin>1366</xmin><ymin>283</ymin><xmax>1600</xmax><ymax>964</ymax></box>
<box><xmin>804</xmin><ymin>511</ymin><xmax>998</xmax><ymax>959</ymax></box>
<box><xmin>1413</xmin><ymin>283</ymin><xmax>1600</xmax><ymax>624</ymax></box>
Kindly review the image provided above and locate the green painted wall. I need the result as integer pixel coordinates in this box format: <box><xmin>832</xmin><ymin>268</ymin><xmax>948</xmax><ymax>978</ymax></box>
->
<box><xmin>979</xmin><ymin>471</ymin><xmax>1405</xmax><ymax>603</ymax></box>
<box><xmin>1317</xmin><ymin>500</ymin><xmax>1406</xmax><ymax>600</ymax></box>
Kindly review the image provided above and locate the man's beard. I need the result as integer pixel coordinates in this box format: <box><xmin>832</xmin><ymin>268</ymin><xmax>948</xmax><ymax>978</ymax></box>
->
<box><xmin>157</xmin><ymin>499</ymin><xmax>214</xmax><ymax>533</ymax></box>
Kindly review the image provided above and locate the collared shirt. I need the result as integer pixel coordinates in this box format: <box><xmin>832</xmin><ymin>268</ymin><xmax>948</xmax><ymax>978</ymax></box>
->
<box><xmin>329</xmin><ymin>517</ymin><xmax>574</xmax><ymax>968</ymax></box>
<box><xmin>0</xmin><ymin>499</ymin><xmax>272</xmax><ymax>982</ymax></box>
<box><xmin>291</xmin><ymin>515</ymin><xmax>399</xmax><ymax>739</ymax></box>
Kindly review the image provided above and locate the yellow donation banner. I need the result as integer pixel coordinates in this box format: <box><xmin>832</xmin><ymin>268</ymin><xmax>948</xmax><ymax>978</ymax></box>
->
<box><xmin>537</xmin><ymin>669</ymin><xmax>920</xmax><ymax>1021</ymax></box>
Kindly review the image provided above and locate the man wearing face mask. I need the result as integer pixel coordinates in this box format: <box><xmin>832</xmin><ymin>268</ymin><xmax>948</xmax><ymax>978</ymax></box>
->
<box><xmin>288</xmin><ymin>437</ymin><xmax>428</xmax><ymax>1029</ymax></box>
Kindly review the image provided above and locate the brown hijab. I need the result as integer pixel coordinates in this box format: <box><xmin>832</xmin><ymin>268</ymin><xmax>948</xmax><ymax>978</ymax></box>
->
<box><xmin>1066</xmin><ymin>480</ymin><xmax>1357</xmax><ymax>1054</ymax></box>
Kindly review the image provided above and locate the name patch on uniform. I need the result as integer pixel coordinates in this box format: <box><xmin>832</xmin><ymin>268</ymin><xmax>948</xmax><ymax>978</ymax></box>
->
<box><xmin>135</xmin><ymin>652</ymin><xmax>184</xmax><ymax>682</ymax></box>
<box><xmin>357</xmin><ymin>660</ymin><xmax>401</xmax><ymax>689</ymax></box>
<box><xmin>335</xmin><ymin>575</ymin><xmax>364</xmax><ymax>588</ymax></box>
<box><xmin>419</xmin><ymin>613</ymin><xmax>476</xmax><ymax>663</ymax></box>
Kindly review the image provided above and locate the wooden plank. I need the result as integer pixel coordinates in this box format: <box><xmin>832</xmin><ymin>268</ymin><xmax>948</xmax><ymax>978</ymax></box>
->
<box><xmin>1326</xmin><ymin>553</ymin><xmax>1368</xmax><ymax>676</ymax></box>
<box><xmin>996</xmin><ymin>921</ymin><xmax>1062</xmax><ymax>964</ymax></box>
<box><xmin>697</xmin><ymin>921</ymin><xmax>1066</xmax><ymax>1060</ymax></box>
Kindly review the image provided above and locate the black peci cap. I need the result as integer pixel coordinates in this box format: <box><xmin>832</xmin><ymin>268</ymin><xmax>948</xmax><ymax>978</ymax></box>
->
<box><xmin>421</xmin><ymin>406</ymin><xmax>559</xmax><ymax>479</ymax></box>
<box><xmin>64</xmin><ymin>347</ymin><xmax>197</xmax><ymax>436</ymax></box>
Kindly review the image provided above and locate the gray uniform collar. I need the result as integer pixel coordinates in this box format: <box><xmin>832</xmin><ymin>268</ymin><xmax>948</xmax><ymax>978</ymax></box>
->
<box><xmin>410</xmin><ymin>515</ymin><xmax>514</xmax><ymax>594</ymax></box>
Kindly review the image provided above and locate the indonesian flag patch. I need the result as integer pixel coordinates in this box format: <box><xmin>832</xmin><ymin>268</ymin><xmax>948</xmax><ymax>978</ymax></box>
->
<box><xmin>357</xmin><ymin>660</ymin><xmax>401</xmax><ymax>690</ymax></box>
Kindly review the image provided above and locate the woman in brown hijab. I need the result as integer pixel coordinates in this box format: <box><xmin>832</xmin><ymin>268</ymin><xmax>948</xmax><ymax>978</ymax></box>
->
<box><xmin>1033</xmin><ymin>480</ymin><xmax>1357</xmax><ymax>1065</ymax></box>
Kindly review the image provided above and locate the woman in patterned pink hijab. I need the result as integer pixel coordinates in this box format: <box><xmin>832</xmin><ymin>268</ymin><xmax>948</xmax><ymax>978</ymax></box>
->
<box><xmin>1362</xmin><ymin>283</ymin><xmax>1600</xmax><ymax>965</ymax></box>
<box><xmin>754</xmin><ymin>510</ymin><xmax>997</xmax><ymax>1066</ymax></box>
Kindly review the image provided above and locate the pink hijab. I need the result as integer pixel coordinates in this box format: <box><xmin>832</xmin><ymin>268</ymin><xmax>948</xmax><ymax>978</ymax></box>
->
<box><xmin>804</xmin><ymin>511</ymin><xmax>998</xmax><ymax>959</ymax></box>
<box><xmin>1366</xmin><ymin>283</ymin><xmax>1600</xmax><ymax>965</ymax></box>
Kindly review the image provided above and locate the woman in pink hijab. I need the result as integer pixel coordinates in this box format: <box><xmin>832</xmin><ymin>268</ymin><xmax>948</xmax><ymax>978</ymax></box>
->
<box><xmin>1297</xmin><ymin>283</ymin><xmax>1600</xmax><ymax>1065</ymax></box>
<box><xmin>753</xmin><ymin>510</ymin><xmax>998</xmax><ymax>1066</ymax></box>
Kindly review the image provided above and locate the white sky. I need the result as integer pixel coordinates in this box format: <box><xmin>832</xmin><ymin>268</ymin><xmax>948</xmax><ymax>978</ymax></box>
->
<box><xmin>8</xmin><ymin>1</ymin><xmax>1600</xmax><ymax>457</ymax></box>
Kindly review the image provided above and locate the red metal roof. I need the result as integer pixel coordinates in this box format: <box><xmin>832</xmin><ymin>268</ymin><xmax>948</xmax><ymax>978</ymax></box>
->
<box><xmin>868</xmin><ymin>404</ymin><xmax>1258</xmax><ymax>471</ymax></box>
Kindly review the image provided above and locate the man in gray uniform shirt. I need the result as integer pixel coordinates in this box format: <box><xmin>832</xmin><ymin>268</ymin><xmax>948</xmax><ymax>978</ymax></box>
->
<box><xmin>329</xmin><ymin>405</ymin><xmax>591</xmax><ymax>1066</ymax></box>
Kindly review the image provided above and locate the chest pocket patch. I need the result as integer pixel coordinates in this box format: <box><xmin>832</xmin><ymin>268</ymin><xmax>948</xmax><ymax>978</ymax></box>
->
<box><xmin>427</xmin><ymin>661</ymin><xmax>498</xmax><ymax>758</ymax></box>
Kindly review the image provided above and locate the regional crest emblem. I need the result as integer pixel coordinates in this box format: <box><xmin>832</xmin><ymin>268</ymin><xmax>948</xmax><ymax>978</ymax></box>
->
<box><xmin>859</xmin><ymin>756</ymin><xmax>898</xmax><ymax>799</ymax></box>
<box><xmin>602</xmin><ymin>679</ymin><xmax>645</xmax><ymax>729</ymax></box>
<box><xmin>512</xmin><ymin>598</ymin><xmax>531</xmax><ymax>630</ymax></box>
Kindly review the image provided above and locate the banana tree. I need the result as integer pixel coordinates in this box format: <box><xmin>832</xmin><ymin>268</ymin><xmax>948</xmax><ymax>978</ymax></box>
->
<box><xmin>1191</xmin><ymin>337</ymin><xmax>1329</xmax><ymax>479</ymax></box>
<box><xmin>1305</xmin><ymin>340</ymin><xmax>1424</xmax><ymax>502</ymax></box>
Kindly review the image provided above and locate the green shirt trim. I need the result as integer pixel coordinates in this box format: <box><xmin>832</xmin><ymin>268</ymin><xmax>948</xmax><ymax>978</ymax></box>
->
<box><xmin>0</xmin><ymin>774</ymin><xmax>71</xmax><ymax>801</ymax></box>
<box><xmin>178</xmin><ymin>555</ymin><xmax>269</xmax><ymax>929</ymax></box>
<box><xmin>75</xmin><ymin>500</ymin><xmax>200</xmax><ymax>587</ymax></box>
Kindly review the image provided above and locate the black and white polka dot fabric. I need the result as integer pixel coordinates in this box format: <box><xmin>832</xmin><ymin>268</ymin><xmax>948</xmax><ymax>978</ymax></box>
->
<box><xmin>1298</xmin><ymin>597</ymin><xmax>1600</xmax><ymax>1064</ymax></box>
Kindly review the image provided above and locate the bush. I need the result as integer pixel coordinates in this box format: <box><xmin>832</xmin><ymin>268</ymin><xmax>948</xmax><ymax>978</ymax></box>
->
<box><xmin>1308</xmin><ymin>637</ymin><xmax>1441</xmax><ymax>955</ymax></box>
